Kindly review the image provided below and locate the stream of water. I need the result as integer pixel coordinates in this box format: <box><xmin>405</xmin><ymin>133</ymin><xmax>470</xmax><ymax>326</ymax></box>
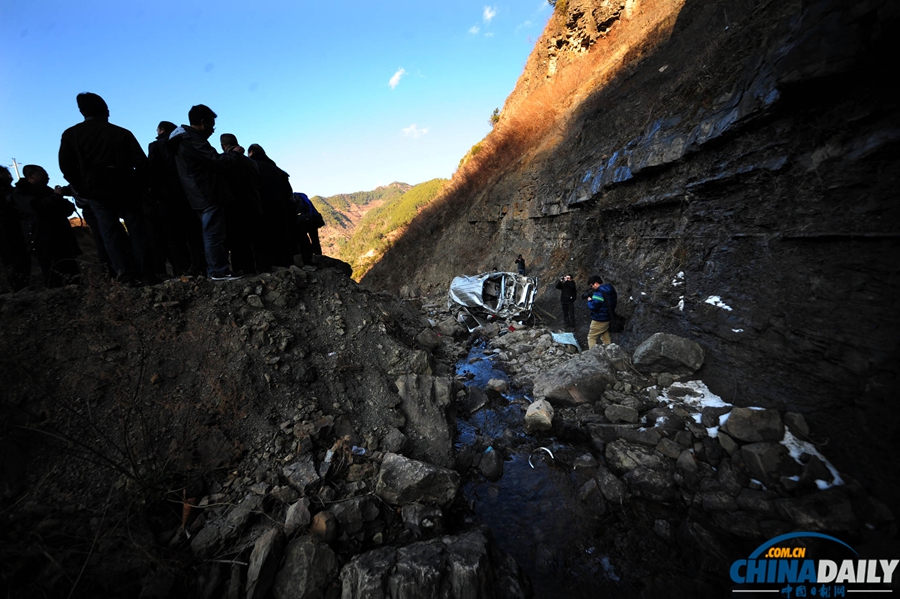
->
<box><xmin>456</xmin><ymin>342</ymin><xmax>636</xmax><ymax>598</ymax></box>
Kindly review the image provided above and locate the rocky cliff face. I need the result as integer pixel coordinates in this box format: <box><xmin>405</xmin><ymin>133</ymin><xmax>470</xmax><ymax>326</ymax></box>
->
<box><xmin>364</xmin><ymin>0</ymin><xmax>900</xmax><ymax>501</ymax></box>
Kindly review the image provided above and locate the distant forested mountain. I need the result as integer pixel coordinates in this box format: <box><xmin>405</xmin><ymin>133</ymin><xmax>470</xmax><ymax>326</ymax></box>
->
<box><xmin>311</xmin><ymin>180</ymin><xmax>446</xmax><ymax>279</ymax></box>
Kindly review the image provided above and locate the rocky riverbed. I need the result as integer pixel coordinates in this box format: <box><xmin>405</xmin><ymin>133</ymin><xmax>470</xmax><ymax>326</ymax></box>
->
<box><xmin>1</xmin><ymin>264</ymin><xmax>896</xmax><ymax>598</ymax></box>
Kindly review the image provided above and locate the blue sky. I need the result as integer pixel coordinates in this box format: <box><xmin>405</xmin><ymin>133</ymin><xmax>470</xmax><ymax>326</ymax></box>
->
<box><xmin>0</xmin><ymin>1</ymin><xmax>551</xmax><ymax>197</ymax></box>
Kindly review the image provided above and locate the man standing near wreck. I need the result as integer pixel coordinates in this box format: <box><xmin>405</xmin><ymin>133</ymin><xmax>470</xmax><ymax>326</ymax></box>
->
<box><xmin>555</xmin><ymin>274</ymin><xmax>577</xmax><ymax>330</ymax></box>
<box><xmin>586</xmin><ymin>275</ymin><xmax>617</xmax><ymax>348</ymax></box>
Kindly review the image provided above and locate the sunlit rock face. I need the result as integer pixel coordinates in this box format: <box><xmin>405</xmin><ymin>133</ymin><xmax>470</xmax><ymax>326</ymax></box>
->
<box><xmin>365</xmin><ymin>0</ymin><xmax>900</xmax><ymax>500</ymax></box>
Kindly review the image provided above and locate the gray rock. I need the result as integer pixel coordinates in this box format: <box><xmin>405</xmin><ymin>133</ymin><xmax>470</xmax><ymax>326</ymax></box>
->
<box><xmin>717</xmin><ymin>459</ymin><xmax>749</xmax><ymax>495</ymax></box>
<box><xmin>783</xmin><ymin>412</ymin><xmax>810</xmax><ymax>437</ymax></box>
<box><xmin>330</xmin><ymin>497</ymin><xmax>379</xmax><ymax>535</ymax></box>
<box><xmin>478</xmin><ymin>447</ymin><xmax>503</xmax><ymax>480</ymax></box>
<box><xmin>246</xmin><ymin>528</ymin><xmax>285</xmax><ymax>599</ymax></box>
<box><xmin>618</xmin><ymin>427</ymin><xmax>661</xmax><ymax>447</ymax></box>
<box><xmin>461</xmin><ymin>386</ymin><xmax>488</xmax><ymax>415</ymax></box>
<box><xmin>722</xmin><ymin>407</ymin><xmax>785</xmax><ymax>442</ymax></box>
<box><xmin>593</xmin><ymin>343</ymin><xmax>632</xmax><ymax>371</ymax></box>
<box><xmin>381</xmin><ymin>427</ymin><xmax>408</xmax><ymax>454</ymax></box>
<box><xmin>285</xmin><ymin>498</ymin><xmax>311</xmax><ymax>536</ymax></box>
<box><xmin>800</xmin><ymin>455</ymin><xmax>833</xmax><ymax>486</ymax></box>
<box><xmin>711</xmin><ymin>511</ymin><xmax>761</xmax><ymax>538</ymax></box>
<box><xmin>415</xmin><ymin>328</ymin><xmax>444</xmax><ymax>352</ymax></box>
<box><xmin>656</xmin><ymin>437</ymin><xmax>684</xmax><ymax>459</ymax></box>
<box><xmin>282</xmin><ymin>456</ymin><xmax>320</xmax><ymax>495</ymax></box>
<box><xmin>736</xmin><ymin>489</ymin><xmax>777</xmax><ymax>517</ymax></box>
<box><xmin>524</xmin><ymin>399</ymin><xmax>554</xmax><ymax>433</ymax></box>
<box><xmin>632</xmin><ymin>333</ymin><xmax>705</xmax><ymax>374</ymax></box>
<box><xmin>605</xmin><ymin>404</ymin><xmax>639</xmax><ymax>424</ymax></box>
<box><xmin>375</xmin><ymin>452</ymin><xmax>459</xmax><ymax>507</ymax></box>
<box><xmin>622</xmin><ymin>467</ymin><xmax>675</xmax><ymax>502</ymax></box>
<box><xmin>676</xmin><ymin>449</ymin><xmax>697</xmax><ymax>473</ymax></box>
<box><xmin>486</xmin><ymin>378</ymin><xmax>508</xmax><ymax>394</ymax></box>
<box><xmin>272</xmin><ymin>536</ymin><xmax>339</xmax><ymax>599</ymax></box>
<box><xmin>191</xmin><ymin>494</ymin><xmax>263</xmax><ymax>557</ymax></box>
<box><xmin>573</xmin><ymin>453</ymin><xmax>599</xmax><ymax>470</ymax></box>
<box><xmin>653</xmin><ymin>519</ymin><xmax>673</xmax><ymax>540</ymax></box>
<box><xmin>395</xmin><ymin>374</ymin><xmax>455</xmax><ymax>467</ymax></box>
<box><xmin>717</xmin><ymin>431</ymin><xmax>739</xmax><ymax>456</ymax></box>
<box><xmin>700</xmin><ymin>491</ymin><xmax>738</xmax><ymax>512</ymax></box>
<box><xmin>578</xmin><ymin>479</ymin><xmax>608</xmax><ymax>515</ymax></box>
<box><xmin>605</xmin><ymin>439</ymin><xmax>668</xmax><ymax>473</ymax></box>
<box><xmin>532</xmin><ymin>345</ymin><xmax>618</xmax><ymax>406</ymax></box>
<box><xmin>401</xmin><ymin>503</ymin><xmax>444</xmax><ymax>538</ymax></box>
<box><xmin>339</xmin><ymin>531</ymin><xmax>526</xmax><ymax>599</ymax></box>
<box><xmin>433</xmin><ymin>316</ymin><xmax>464</xmax><ymax>338</ymax></box>
<box><xmin>774</xmin><ymin>489</ymin><xmax>857</xmax><ymax>532</ymax></box>
<box><xmin>741</xmin><ymin>442</ymin><xmax>789</xmax><ymax>485</ymax></box>
<box><xmin>645</xmin><ymin>407</ymin><xmax>684</xmax><ymax>433</ymax></box>
<box><xmin>595</xmin><ymin>466</ymin><xmax>627</xmax><ymax>504</ymax></box>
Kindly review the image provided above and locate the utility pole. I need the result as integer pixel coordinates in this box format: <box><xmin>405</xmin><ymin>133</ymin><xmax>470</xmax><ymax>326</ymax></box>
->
<box><xmin>11</xmin><ymin>158</ymin><xmax>21</xmax><ymax>180</ymax></box>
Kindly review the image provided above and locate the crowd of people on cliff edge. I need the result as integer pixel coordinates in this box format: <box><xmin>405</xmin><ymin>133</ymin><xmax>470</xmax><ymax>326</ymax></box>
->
<box><xmin>0</xmin><ymin>92</ymin><xmax>324</xmax><ymax>290</ymax></box>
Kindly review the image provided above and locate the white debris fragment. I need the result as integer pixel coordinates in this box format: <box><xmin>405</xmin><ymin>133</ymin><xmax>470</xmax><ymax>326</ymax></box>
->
<box><xmin>732</xmin><ymin>329</ymin><xmax>744</xmax><ymax>333</ymax></box>
<box><xmin>672</xmin><ymin>272</ymin><xmax>685</xmax><ymax>286</ymax></box>
<box><xmin>704</xmin><ymin>296</ymin><xmax>733</xmax><ymax>311</ymax></box>
<box><xmin>677</xmin><ymin>298</ymin><xmax>684</xmax><ymax>311</ymax></box>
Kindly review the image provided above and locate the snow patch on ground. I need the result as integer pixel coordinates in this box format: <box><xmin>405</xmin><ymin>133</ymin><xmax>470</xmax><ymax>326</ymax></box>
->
<box><xmin>704</xmin><ymin>296</ymin><xmax>733</xmax><ymax>311</ymax></box>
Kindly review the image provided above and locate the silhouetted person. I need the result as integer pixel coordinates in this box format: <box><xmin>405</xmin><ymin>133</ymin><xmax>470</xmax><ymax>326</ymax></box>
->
<box><xmin>219</xmin><ymin>133</ymin><xmax>261</xmax><ymax>274</ymax></box>
<box><xmin>9</xmin><ymin>165</ymin><xmax>82</xmax><ymax>287</ymax></box>
<box><xmin>515</xmin><ymin>254</ymin><xmax>526</xmax><ymax>275</ymax></box>
<box><xmin>248</xmin><ymin>143</ymin><xmax>295</xmax><ymax>269</ymax></box>
<box><xmin>0</xmin><ymin>166</ymin><xmax>31</xmax><ymax>290</ymax></box>
<box><xmin>293</xmin><ymin>192</ymin><xmax>324</xmax><ymax>265</ymax></box>
<box><xmin>149</xmin><ymin>120</ymin><xmax>206</xmax><ymax>277</ymax></box>
<box><xmin>59</xmin><ymin>92</ymin><xmax>155</xmax><ymax>285</ymax></box>
<box><xmin>167</xmin><ymin>104</ymin><xmax>243</xmax><ymax>281</ymax></box>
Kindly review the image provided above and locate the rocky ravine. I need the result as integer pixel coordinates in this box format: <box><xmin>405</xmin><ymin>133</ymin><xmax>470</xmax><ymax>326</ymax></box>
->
<box><xmin>1</xmin><ymin>263</ymin><xmax>896</xmax><ymax>598</ymax></box>
<box><xmin>363</xmin><ymin>0</ymin><xmax>900</xmax><ymax>504</ymax></box>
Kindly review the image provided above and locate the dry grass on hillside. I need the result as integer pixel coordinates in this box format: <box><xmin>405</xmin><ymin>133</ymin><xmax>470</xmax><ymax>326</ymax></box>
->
<box><xmin>400</xmin><ymin>1</ymin><xmax>685</xmax><ymax>245</ymax></box>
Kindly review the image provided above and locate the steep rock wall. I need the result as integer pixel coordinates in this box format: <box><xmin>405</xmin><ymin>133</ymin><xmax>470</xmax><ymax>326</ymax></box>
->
<box><xmin>365</xmin><ymin>0</ymin><xmax>900</xmax><ymax>500</ymax></box>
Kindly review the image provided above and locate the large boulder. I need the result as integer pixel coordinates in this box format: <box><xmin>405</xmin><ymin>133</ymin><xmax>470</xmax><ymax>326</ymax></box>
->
<box><xmin>375</xmin><ymin>452</ymin><xmax>460</xmax><ymax>507</ymax></box>
<box><xmin>271</xmin><ymin>536</ymin><xmax>339</xmax><ymax>599</ymax></box>
<box><xmin>632</xmin><ymin>333</ymin><xmax>704</xmax><ymax>375</ymax></box>
<box><xmin>524</xmin><ymin>399</ymin><xmax>554</xmax><ymax>433</ymax></box>
<box><xmin>605</xmin><ymin>439</ymin><xmax>669</xmax><ymax>473</ymax></box>
<box><xmin>722</xmin><ymin>407</ymin><xmax>785</xmax><ymax>442</ymax></box>
<box><xmin>339</xmin><ymin>531</ymin><xmax>528</xmax><ymax>599</ymax></box>
<box><xmin>532</xmin><ymin>345</ymin><xmax>618</xmax><ymax>406</ymax></box>
<box><xmin>246</xmin><ymin>528</ymin><xmax>285</xmax><ymax>599</ymax></box>
<box><xmin>395</xmin><ymin>374</ymin><xmax>455</xmax><ymax>468</ymax></box>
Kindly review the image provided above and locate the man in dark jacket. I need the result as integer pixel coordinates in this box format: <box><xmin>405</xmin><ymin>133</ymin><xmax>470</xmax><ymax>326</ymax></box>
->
<box><xmin>58</xmin><ymin>92</ymin><xmax>154</xmax><ymax>285</ymax></box>
<box><xmin>149</xmin><ymin>120</ymin><xmax>206</xmax><ymax>277</ymax></box>
<box><xmin>167</xmin><ymin>104</ymin><xmax>244</xmax><ymax>281</ymax></box>
<box><xmin>9</xmin><ymin>165</ymin><xmax>82</xmax><ymax>287</ymax></box>
<box><xmin>1</xmin><ymin>167</ymin><xmax>31</xmax><ymax>291</ymax></box>
<box><xmin>219</xmin><ymin>133</ymin><xmax>261</xmax><ymax>274</ymax></box>
<box><xmin>248</xmin><ymin>143</ymin><xmax>294</xmax><ymax>269</ymax></box>
<box><xmin>586</xmin><ymin>275</ymin><xmax>617</xmax><ymax>348</ymax></box>
<box><xmin>293</xmin><ymin>192</ymin><xmax>323</xmax><ymax>265</ymax></box>
<box><xmin>555</xmin><ymin>274</ymin><xmax>577</xmax><ymax>329</ymax></box>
